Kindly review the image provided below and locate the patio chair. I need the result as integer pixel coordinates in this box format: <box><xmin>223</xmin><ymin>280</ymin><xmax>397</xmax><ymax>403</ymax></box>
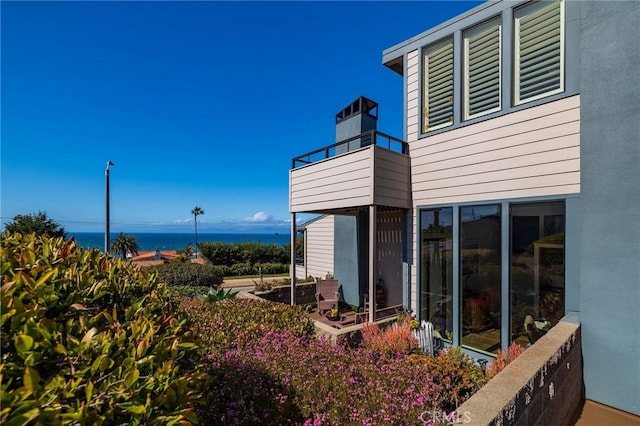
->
<box><xmin>315</xmin><ymin>279</ymin><xmax>339</xmax><ymax>314</ymax></box>
<box><xmin>412</xmin><ymin>320</ymin><xmax>437</xmax><ymax>356</ymax></box>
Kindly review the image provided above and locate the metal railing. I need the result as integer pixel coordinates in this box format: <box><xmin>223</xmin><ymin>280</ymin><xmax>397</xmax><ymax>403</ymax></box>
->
<box><xmin>291</xmin><ymin>130</ymin><xmax>408</xmax><ymax>169</ymax></box>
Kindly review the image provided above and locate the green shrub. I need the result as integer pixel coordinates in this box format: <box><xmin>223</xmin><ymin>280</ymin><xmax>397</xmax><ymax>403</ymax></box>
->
<box><xmin>167</xmin><ymin>285</ymin><xmax>210</xmax><ymax>298</ymax></box>
<box><xmin>198</xmin><ymin>242</ymin><xmax>289</xmax><ymax>266</ymax></box>
<box><xmin>0</xmin><ymin>232</ymin><xmax>201</xmax><ymax>425</ymax></box>
<box><xmin>409</xmin><ymin>347</ymin><xmax>487</xmax><ymax>411</ymax></box>
<box><xmin>258</xmin><ymin>262</ymin><xmax>289</xmax><ymax>275</ymax></box>
<box><xmin>229</xmin><ymin>262</ymin><xmax>254</xmax><ymax>276</ymax></box>
<box><xmin>146</xmin><ymin>261</ymin><xmax>223</xmax><ymax>287</ymax></box>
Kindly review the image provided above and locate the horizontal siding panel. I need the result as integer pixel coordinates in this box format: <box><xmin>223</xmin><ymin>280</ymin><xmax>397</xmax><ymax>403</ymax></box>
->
<box><xmin>414</xmin><ymin>172</ymin><xmax>579</xmax><ymax>200</ymax></box>
<box><xmin>411</xmin><ymin>119</ymin><xmax>579</xmax><ymax>166</ymax></box>
<box><xmin>291</xmin><ymin>149</ymin><xmax>371</xmax><ymax>178</ymax></box>
<box><xmin>376</xmin><ymin>185</ymin><xmax>412</xmax><ymax>201</ymax></box>
<box><xmin>407</xmin><ymin>96</ymin><xmax>580</xmax><ymax>205</ymax></box>
<box><xmin>292</xmin><ymin>196</ymin><xmax>371</xmax><ymax>212</ymax></box>
<box><xmin>408</xmin><ymin>123</ymin><xmax>419</xmax><ymax>136</ymax></box>
<box><xmin>375</xmin><ymin>168</ymin><xmax>411</xmax><ymax>186</ymax></box>
<box><xmin>303</xmin><ymin>214</ymin><xmax>334</xmax><ymax>278</ymax></box>
<box><xmin>408</xmin><ymin>50</ymin><xmax>419</xmax><ymax>67</ymax></box>
<box><xmin>412</xmin><ymin>130</ymin><xmax>579</xmax><ymax>171</ymax></box>
<box><xmin>413</xmin><ymin>158</ymin><xmax>580</xmax><ymax>191</ymax></box>
<box><xmin>376</xmin><ymin>196</ymin><xmax>411</xmax><ymax>209</ymax></box>
<box><xmin>375</xmin><ymin>148</ymin><xmax>410</xmax><ymax>166</ymax></box>
<box><xmin>407</xmin><ymin>109</ymin><xmax>419</xmax><ymax>124</ymax></box>
<box><xmin>306</xmin><ymin>236</ymin><xmax>333</xmax><ymax>244</ymax></box>
<box><xmin>419</xmin><ymin>95</ymin><xmax>579</xmax><ymax>147</ymax></box>
<box><xmin>410</xmin><ymin>109</ymin><xmax>579</xmax><ymax>162</ymax></box>
<box><xmin>292</xmin><ymin>180</ymin><xmax>370</xmax><ymax>199</ymax></box>
<box><xmin>290</xmin><ymin>148</ymin><xmax>374</xmax><ymax>212</ymax></box>
<box><xmin>413</xmin><ymin>184</ymin><xmax>579</xmax><ymax>206</ymax></box>
<box><xmin>306</xmin><ymin>248</ymin><xmax>333</xmax><ymax>256</ymax></box>
<box><xmin>407</xmin><ymin>80</ymin><xmax>419</xmax><ymax>93</ymax></box>
<box><xmin>407</xmin><ymin>97</ymin><xmax>419</xmax><ymax>110</ymax></box>
<box><xmin>292</xmin><ymin>165</ymin><xmax>370</xmax><ymax>188</ymax></box>
<box><xmin>416</xmin><ymin>145</ymin><xmax>579</xmax><ymax>181</ymax></box>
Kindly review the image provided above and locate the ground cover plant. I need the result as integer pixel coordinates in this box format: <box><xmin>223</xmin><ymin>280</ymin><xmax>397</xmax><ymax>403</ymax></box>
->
<box><xmin>182</xmin><ymin>297</ymin><xmax>488</xmax><ymax>425</ymax></box>
<box><xmin>1</xmin><ymin>232</ymin><xmax>200</xmax><ymax>425</ymax></box>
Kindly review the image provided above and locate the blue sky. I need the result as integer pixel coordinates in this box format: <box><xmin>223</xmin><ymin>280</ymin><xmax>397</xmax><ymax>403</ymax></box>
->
<box><xmin>1</xmin><ymin>1</ymin><xmax>480</xmax><ymax>233</ymax></box>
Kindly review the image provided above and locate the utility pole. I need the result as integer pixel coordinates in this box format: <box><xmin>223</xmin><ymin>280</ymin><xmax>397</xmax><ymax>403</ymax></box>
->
<box><xmin>105</xmin><ymin>161</ymin><xmax>114</xmax><ymax>253</ymax></box>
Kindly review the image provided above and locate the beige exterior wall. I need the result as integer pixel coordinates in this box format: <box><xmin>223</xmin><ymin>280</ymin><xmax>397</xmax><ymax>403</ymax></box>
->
<box><xmin>290</xmin><ymin>149</ymin><xmax>372</xmax><ymax>213</ymax></box>
<box><xmin>410</xmin><ymin>95</ymin><xmax>581</xmax><ymax>205</ymax></box>
<box><xmin>289</xmin><ymin>146</ymin><xmax>410</xmax><ymax>213</ymax></box>
<box><xmin>302</xmin><ymin>215</ymin><xmax>335</xmax><ymax>279</ymax></box>
<box><xmin>374</xmin><ymin>147</ymin><xmax>411</xmax><ymax>208</ymax></box>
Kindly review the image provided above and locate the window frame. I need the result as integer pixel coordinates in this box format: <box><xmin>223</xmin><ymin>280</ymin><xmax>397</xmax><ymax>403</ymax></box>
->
<box><xmin>421</xmin><ymin>37</ymin><xmax>455</xmax><ymax>133</ymax></box>
<box><xmin>513</xmin><ymin>0</ymin><xmax>565</xmax><ymax>106</ymax></box>
<box><xmin>463</xmin><ymin>17</ymin><xmax>503</xmax><ymax>121</ymax></box>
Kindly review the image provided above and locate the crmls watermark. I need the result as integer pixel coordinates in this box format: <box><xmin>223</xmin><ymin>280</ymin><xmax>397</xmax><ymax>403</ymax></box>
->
<box><xmin>418</xmin><ymin>410</ymin><xmax>472</xmax><ymax>425</ymax></box>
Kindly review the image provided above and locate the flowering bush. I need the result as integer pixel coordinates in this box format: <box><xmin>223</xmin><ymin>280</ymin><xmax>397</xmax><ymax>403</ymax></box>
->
<box><xmin>409</xmin><ymin>347</ymin><xmax>486</xmax><ymax>412</ymax></box>
<box><xmin>202</xmin><ymin>331</ymin><xmax>442</xmax><ymax>425</ymax></box>
<box><xmin>180</xmin><ymin>298</ymin><xmax>315</xmax><ymax>356</ymax></box>
<box><xmin>361</xmin><ymin>316</ymin><xmax>418</xmax><ymax>356</ymax></box>
<box><xmin>182</xmin><ymin>298</ymin><xmax>488</xmax><ymax>424</ymax></box>
<box><xmin>485</xmin><ymin>341</ymin><xmax>525</xmax><ymax>380</ymax></box>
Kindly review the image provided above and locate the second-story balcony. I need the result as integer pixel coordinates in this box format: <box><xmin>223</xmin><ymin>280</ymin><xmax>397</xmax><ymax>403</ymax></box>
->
<box><xmin>289</xmin><ymin>130</ymin><xmax>411</xmax><ymax>213</ymax></box>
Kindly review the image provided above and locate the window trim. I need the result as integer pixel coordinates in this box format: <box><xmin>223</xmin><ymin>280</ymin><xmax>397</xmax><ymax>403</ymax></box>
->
<box><xmin>463</xmin><ymin>17</ymin><xmax>502</xmax><ymax>121</ymax></box>
<box><xmin>422</xmin><ymin>38</ymin><xmax>455</xmax><ymax>133</ymax></box>
<box><xmin>513</xmin><ymin>0</ymin><xmax>565</xmax><ymax>106</ymax></box>
<box><xmin>416</xmin><ymin>196</ymin><xmax>570</xmax><ymax>356</ymax></box>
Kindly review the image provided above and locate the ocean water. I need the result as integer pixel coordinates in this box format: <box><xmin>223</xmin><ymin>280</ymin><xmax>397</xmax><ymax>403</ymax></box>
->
<box><xmin>71</xmin><ymin>232</ymin><xmax>291</xmax><ymax>251</ymax></box>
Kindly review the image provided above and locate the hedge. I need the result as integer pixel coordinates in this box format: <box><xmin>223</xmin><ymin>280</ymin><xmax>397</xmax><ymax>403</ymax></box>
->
<box><xmin>145</xmin><ymin>261</ymin><xmax>223</xmax><ymax>287</ymax></box>
<box><xmin>198</xmin><ymin>242</ymin><xmax>289</xmax><ymax>266</ymax></box>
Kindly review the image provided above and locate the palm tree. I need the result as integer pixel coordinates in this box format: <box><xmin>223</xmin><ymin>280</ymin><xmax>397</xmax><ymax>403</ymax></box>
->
<box><xmin>191</xmin><ymin>206</ymin><xmax>204</xmax><ymax>258</ymax></box>
<box><xmin>111</xmin><ymin>233</ymin><xmax>139</xmax><ymax>259</ymax></box>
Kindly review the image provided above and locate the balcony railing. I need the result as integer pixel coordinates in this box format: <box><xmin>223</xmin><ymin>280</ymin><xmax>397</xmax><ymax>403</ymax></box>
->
<box><xmin>292</xmin><ymin>130</ymin><xmax>408</xmax><ymax>169</ymax></box>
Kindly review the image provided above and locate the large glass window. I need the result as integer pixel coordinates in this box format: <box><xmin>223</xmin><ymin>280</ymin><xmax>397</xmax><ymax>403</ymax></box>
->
<box><xmin>510</xmin><ymin>202</ymin><xmax>565</xmax><ymax>346</ymax></box>
<box><xmin>422</xmin><ymin>39</ymin><xmax>454</xmax><ymax>132</ymax></box>
<box><xmin>420</xmin><ymin>208</ymin><xmax>453</xmax><ymax>341</ymax></box>
<box><xmin>460</xmin><ymin>204</ymin><xmax>501</xmax><ymax>354</ymax></box>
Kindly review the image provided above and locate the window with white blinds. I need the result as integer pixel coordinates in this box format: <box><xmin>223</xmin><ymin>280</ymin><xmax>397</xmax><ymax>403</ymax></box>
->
<box><xmin>464</xmin><ymin>18</ymin><xmax>501</xmax><ymax>120</ymax></box>
<box><xmin>422</xmin><ymin>39</ymin><xmax>454</xmax><ymax>132</ymax></box>
<box><xmin>514</xmin><ymin>0</ymin><xmax>564</xmax><ymax>105</ymax></box>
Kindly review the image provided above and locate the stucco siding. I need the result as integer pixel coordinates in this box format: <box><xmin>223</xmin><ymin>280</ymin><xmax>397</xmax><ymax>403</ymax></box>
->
<box><xmin>409</xmin><ymin>95</ymin><xmax>581</xmax><ymax>205</ymax></box>
<box><xmin>304</xmin><ymin>215</ymin><xmax>335</xmax><ymax>279</ymax></box>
